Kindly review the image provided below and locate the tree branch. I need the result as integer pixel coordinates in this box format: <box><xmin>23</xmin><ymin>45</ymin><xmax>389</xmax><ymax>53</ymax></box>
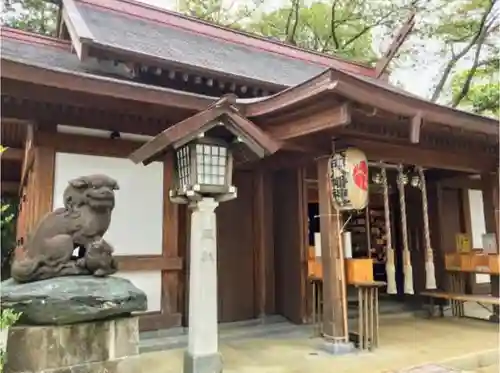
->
<box><xmin>330</xmin><ymin>0</ymin><xmax>340</xmax><ymax>49</ymax></box>
<box><xmin>341</xmin><ymin>8</ymin><xmax>397</xmax><ymax>48</ymax></box>
<box><xmin>284</xmin><ymin>0</ymin><xmax>294</xmax><ymax>42</ymax></box>
<box><xmin>288</xmin><ymin>0</ymin><xmax>300</xmax><ymax>45</ymax></box>
<box><xmin>452</xmin><ymin>23</ymin><xmax>492</xmax><ymax>107</ymax></box>
<box><xmin>430</xmin><ymin>0</ymin><xmax>496</xmax><ymax>102</ymax></box>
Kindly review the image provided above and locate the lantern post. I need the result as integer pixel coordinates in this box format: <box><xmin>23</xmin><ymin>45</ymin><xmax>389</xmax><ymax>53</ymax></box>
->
<box><xmin>321</xmin><ymin>147</ymin><xmax>368</xmax><ymax>352</ymax></box>
<box><xmin>170</xmin><ymin>135</ymin><xmax>237</xmax><ymax>373</ymax></box>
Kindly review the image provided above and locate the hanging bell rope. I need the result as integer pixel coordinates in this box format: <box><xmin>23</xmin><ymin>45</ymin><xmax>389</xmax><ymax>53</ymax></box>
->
<box><xmin>418</xmin><ymin>166</ymin><xmax>437</xmax><ymax>290</ymax></box>
<box><xmin>381</xmin><ymin>166</ymin><xmax>397</xmax><ymax>294</ymax></box>
<box><xmin>397</xmin><ymin>165</ymin><xmax>414</xmax><ymax>295</ymax></box>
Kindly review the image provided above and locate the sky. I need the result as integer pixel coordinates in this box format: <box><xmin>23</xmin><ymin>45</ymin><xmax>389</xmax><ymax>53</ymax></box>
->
<box><xmin>135</xmin><ymin>0</ymin><xmax>472</xmax><ymax>100</ymax></box>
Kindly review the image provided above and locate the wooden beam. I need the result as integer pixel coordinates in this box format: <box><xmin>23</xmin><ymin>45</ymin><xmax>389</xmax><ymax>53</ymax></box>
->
<box><xmin>61</xmin><ymin>0</ymin><xmax>94</xmax><ymax>60</ymax></box>
<box><xmin>116</xmin><ymin>256</ymin><xmax>183</xmax><ymax>271</ymax></box>
<box><xmin>35</xmin><ymin>132</ymin><xmax>143</xmax><ymax>158</ymax></box>
<box><xmin>410</xmin><ymin>112</ymin><xmax>422</xmax><ymax>144</ymax></box>
<box><xmin>267</xmin><ymin>103</ymin><xmax>351</xmax><ymax>141</ymax></box>
<box><xmin>438</xmin><ymin>176</ymin><xmax>482</xmax><ymax>190</ymax></box>
<box><xmin>1</xmin><ymin>181</ymin><xmax>19</xmax><ymax>194</ymax></box>
<box><xmin>0</xmin><ymin>147</ymin><xmax>24</xmax><ymax>162</ymax></box>
<box><xmin>317</xmin><ymin>157</ymin><xmax>348</xmax><ymax>341</ymax></box>
<box><xmin>342</xmin><ymin>137</ymin><xmax>497</xmax><ymax>173</ymax></box>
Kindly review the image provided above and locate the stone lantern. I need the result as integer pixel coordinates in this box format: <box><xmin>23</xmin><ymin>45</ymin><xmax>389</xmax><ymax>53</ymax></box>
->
<box><xmin>170</xmin><ymin>135</ymin><xmax>237</xmax><ymax>204</ymax></box>
<box><xmin>129</xmin><ymin>99</ymin><xmax>280</xmax><ymax>373</ymax></box>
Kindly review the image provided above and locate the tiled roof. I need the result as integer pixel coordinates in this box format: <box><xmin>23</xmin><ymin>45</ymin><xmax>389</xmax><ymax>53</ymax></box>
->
<box><xmin>75</xmin><ymin>2</ymin><xmax>328</xmax><ymax>87</ymax></box>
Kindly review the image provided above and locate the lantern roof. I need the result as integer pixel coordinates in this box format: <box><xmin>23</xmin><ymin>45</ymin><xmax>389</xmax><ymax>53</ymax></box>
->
<box><xmin>129</xmin><ymin>95</ymin><xmax>281</xmax><ymax>165</ymax></box>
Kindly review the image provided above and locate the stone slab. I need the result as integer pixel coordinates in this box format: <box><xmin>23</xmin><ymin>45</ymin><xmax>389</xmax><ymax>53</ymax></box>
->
<box><xmin>5</xmin><ymin>317</ymin><xmax>139</xmax><ymax>373</ymax></box>
<box><xmin>1</xmin><ymin>276</ymin><xmax>147</xmax><ymax>325</ymax></box>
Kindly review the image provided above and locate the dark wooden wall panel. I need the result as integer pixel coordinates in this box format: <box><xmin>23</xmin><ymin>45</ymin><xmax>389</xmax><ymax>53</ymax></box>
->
<box><xmin>406</xmin><ymin>188</ymin><xmax>426</xmax><ymax>295</ymax></box>
<box><xmin>217</xmin><ymin>171</ymin><xmax>256</xmax><ymax>322</ymax></box>
<box><xmin>428</xmin><ymin>184</ymin><xmax>446</xmax><ymax>290</ymax></box>
<box><xmin>272</xmin><ymin>168</ymin><xmax>307</xmax><ymax>324</ymax></box>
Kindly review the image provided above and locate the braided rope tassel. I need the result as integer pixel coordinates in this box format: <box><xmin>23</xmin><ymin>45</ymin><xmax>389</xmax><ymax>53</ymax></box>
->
<box><xmin>381</xmin><ymin>167</ymin><xmax>397</xmax><ymax>294</ymax></box>
<box><xmin>418</xmin><ymin>167</ymin><xmax>437</xmax><ymax>290</ymax></box>
<box><xmin>397</xmin><ymin>165</ymin><xmax>414</xmax><ymax>295</ymax></box>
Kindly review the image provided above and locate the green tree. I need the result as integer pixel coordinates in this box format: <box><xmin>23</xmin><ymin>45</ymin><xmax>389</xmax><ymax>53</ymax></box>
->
<box><xmin>177</xmin><ymin>0</ymin><xmax>262</xmax><ymax>27</ymax></box>
<box><xmin>179</xmin><ymin>0</ymin><xmax>419</xmax><ymax>64</ymax></box>
<box><xmin>2</xmin><ymin>0</ymin><xmax>59</xmax><ymax>36</ymax></box>
<box><xmin>451</xmin><ymin>59</ymin><xmax>499</xmax><ymax>117</ymax></box>
<box><xmin>418</xmin><ymin>0</ymin><xmax>499</xmax><ymax>105</ymax></box>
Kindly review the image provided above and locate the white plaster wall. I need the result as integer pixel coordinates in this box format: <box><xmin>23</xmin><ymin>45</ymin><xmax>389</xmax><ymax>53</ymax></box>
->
<box><xmin>52</xmin><ymin>152</ymin><xmax>164</xmax><ymax>256</ymax></box>
<box><xmin>114</xmin><ymin>271</ymin><xmax>162</xmax><ymax>312</ymax></box>
<box><xmin>468</xmin><ymin>189</ymin><xmax>490</xmax><ymax>284</ymax></box>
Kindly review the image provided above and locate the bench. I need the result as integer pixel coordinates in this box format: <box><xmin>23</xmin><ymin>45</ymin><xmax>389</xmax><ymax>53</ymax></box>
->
<box><xmin>421</xmin><ymin>291</ymin><xmax>500</xmax><ymax>319</ymax></box>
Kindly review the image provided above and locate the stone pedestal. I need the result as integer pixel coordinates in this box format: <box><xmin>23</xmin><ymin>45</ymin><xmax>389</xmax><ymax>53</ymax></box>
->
<box><xmin>185</xmin><ymin>197</ymin><xmax>222</xmax><ymax>373</ymax></box>
<box><xmin>5</xmin><ymin>317</ymin><xmax>140</xmax><ymax>373</ymax></box>
<box><xmin>319</xmin><ymin>340</ymin><xmax>355</xmax><ymax>355</ymax></box>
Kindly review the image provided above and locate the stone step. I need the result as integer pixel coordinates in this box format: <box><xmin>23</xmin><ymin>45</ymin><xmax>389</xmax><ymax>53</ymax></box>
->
<box><xmin>139</xmin><ymin>318</ymin><xmax>298</xmax><ymax>353</ymax></box>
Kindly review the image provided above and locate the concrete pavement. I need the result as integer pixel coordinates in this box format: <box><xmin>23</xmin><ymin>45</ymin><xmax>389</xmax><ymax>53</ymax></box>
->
<box><xmin>134</xmin><ymin>314</ymin><xmax>498</xmax><ymax>373</ymax></box>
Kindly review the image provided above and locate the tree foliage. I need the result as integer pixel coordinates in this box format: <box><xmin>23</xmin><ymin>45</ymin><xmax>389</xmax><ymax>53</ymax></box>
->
<box><xmin>2</xmin><ymin>0</ymin><xmax>58</xmax><ymax>36</ymax></box>
<box><xmin>451</xmin><ymin>59</ymin><xmax>499</xmax><ymax>116</ymax></box>
<box><xmin>416</xmin><ymin>0</ymin><xmax>499</xmax><ymax>110</ymax></box>
<box><xmin>179</xmin><ymin>0</ymin><xmax>419</xmax><ymax>64</ymax></box>
<box><xmin>3</xmin><ymin>0</ymin><xmax>498</xmax><ymax>116</ymax></box>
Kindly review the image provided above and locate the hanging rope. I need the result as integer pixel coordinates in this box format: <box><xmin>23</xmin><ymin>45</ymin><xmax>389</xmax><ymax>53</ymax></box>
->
<box><xmin>397</xmin><ymin>165</ymin><xmax>414</xmax><ymax>294</ymax></box>
<box><xmin>418</xmin><ymin>167</ymin><xmax>437</xmax><ymax>290</ymax></box>
<box><xmin>381</xmin><ymin>167</ymin><xmax>397</xmax><ymax>294</ymax></box>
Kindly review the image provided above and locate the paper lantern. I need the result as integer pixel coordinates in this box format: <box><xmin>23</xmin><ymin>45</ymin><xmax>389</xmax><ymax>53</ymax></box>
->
<box><xmin>329</xmin><ymin>147</ymin><xmax>369</xmax><ymax>211</ymax></box>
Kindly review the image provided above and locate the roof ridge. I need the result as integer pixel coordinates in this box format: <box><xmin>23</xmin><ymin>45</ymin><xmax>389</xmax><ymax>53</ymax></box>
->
<box><xmin>1</xmin><ymin>26</ymin><xmax>71</xmax><ymax>50</ymax></box>
<box><xmin>75</xmin><ymin>0</ymin><xmax>376</xmax><ymax>76</ymax></box>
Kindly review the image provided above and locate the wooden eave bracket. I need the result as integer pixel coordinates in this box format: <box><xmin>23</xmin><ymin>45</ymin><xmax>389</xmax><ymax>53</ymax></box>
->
<box><xmin>61</xmin><ymin>0</ymin><xmax>95</xmax><ymax>60</ymax></box>
<box><xmin>1</xmin><ymin>148</ymin><xmax>24</xmax><ymax>162</ymax></box>
<box><xmin>1</xmin><ymin>182</ymin><xmax>19</xmax><ymax>195</ymax></box>
<box><xmin>410</xmin><ymin>111</ymin><xmax>423</xmax><ymax>144</ymax></box>
<box><xmin>267</xmin><ymin>102</ymin><xmax>351</xmax><ymax>141</ymax></box>
<box><xmin>129</xmin><ymin>103</ymin><xmax>281</xmax><ymax>166</ymax></box>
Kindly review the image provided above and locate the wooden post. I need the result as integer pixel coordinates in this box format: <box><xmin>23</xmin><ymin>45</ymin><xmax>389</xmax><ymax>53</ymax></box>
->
<box><xmin>481</xmin><ymin>171</ymin><xmax>499</xmax><ymax>319</ymax></box>
<box><xmin>316</xmin><ymin>157</ymin><xmax>347</xmax><ymax>342</ymax></box>
<box><xmin>162</xmin><ymin>152</ymin><xmax>182</xmax><ymax>325</ymax></box>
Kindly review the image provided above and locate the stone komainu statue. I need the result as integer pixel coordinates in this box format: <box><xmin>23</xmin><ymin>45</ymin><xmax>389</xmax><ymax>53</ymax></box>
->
<box><xmin>11</xmin><ymin>175</ymin><xmax>120</xmax><ymax>283</ymax></box>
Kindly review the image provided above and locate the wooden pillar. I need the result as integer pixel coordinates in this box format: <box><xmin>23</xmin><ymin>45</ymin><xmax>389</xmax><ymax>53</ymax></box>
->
<box><xmin>32</xmin><ymin>146</ymin><xmax>56</xmax><ymax>218</ymax></box>
<box><xmin>316</xmin><ymin>157</ymin><xmax>347</xmax><ymax>341</ymax></box>
<box><xmin>162</xmin><ymin>152</ymin><xmax>182</xmax><ymax>326</ymax></box>
<box><xmin>481</xmin><ymin>171</ymin><xmax>499</xmax><ymax>315</ymax></box>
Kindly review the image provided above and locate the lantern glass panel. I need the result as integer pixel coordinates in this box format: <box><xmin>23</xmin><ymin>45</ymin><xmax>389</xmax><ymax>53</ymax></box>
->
<box><xmin>176</xmin><ymin>145</ymin><xmax>191</xmax><ymax>189</ymax></box>
<box><xmin>195</xmin><ymin>143</ymin><xmax>228</xmax><ymax>186</ymax></box>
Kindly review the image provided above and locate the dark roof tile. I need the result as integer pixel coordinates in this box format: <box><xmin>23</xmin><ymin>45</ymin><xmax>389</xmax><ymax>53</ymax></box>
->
<box><xmin>76</xmin><ymin>2</ymin><xmax>326</xmax><ymax>87</ymax></box>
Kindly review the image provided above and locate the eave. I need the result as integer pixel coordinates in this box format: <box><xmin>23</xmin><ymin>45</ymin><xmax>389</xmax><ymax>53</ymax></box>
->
<box><xmin>244</xmin><ymin>70</ymin><xmax>499</xmax><ymax>137</ymax></box>
<box><xmin>129</xmin><ymin>97</ymin><xmax>281</xmax><ymax>165</ymax></box>
<box><xmin>1</xmin><ymin>58</ymin><xmax>214</xmax><ymax>111</ymax></box>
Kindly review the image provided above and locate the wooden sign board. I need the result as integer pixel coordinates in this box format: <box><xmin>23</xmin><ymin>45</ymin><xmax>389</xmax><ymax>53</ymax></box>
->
<box><xmin>455</xmin><ymin>233</ymin><xmax>471</xmax><ymax>254</ymax></box>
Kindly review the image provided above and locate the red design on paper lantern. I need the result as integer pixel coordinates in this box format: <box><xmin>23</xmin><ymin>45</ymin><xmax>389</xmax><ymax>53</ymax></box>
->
<box><xmin>353</xmin><ymin>160</ymin><xmax>368</xmax><ymax>191</ymax></box>
<box><xmin>329</xmin><ymin>147</ymin><xmax>368</xmax><ymax>211</ymax></box>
